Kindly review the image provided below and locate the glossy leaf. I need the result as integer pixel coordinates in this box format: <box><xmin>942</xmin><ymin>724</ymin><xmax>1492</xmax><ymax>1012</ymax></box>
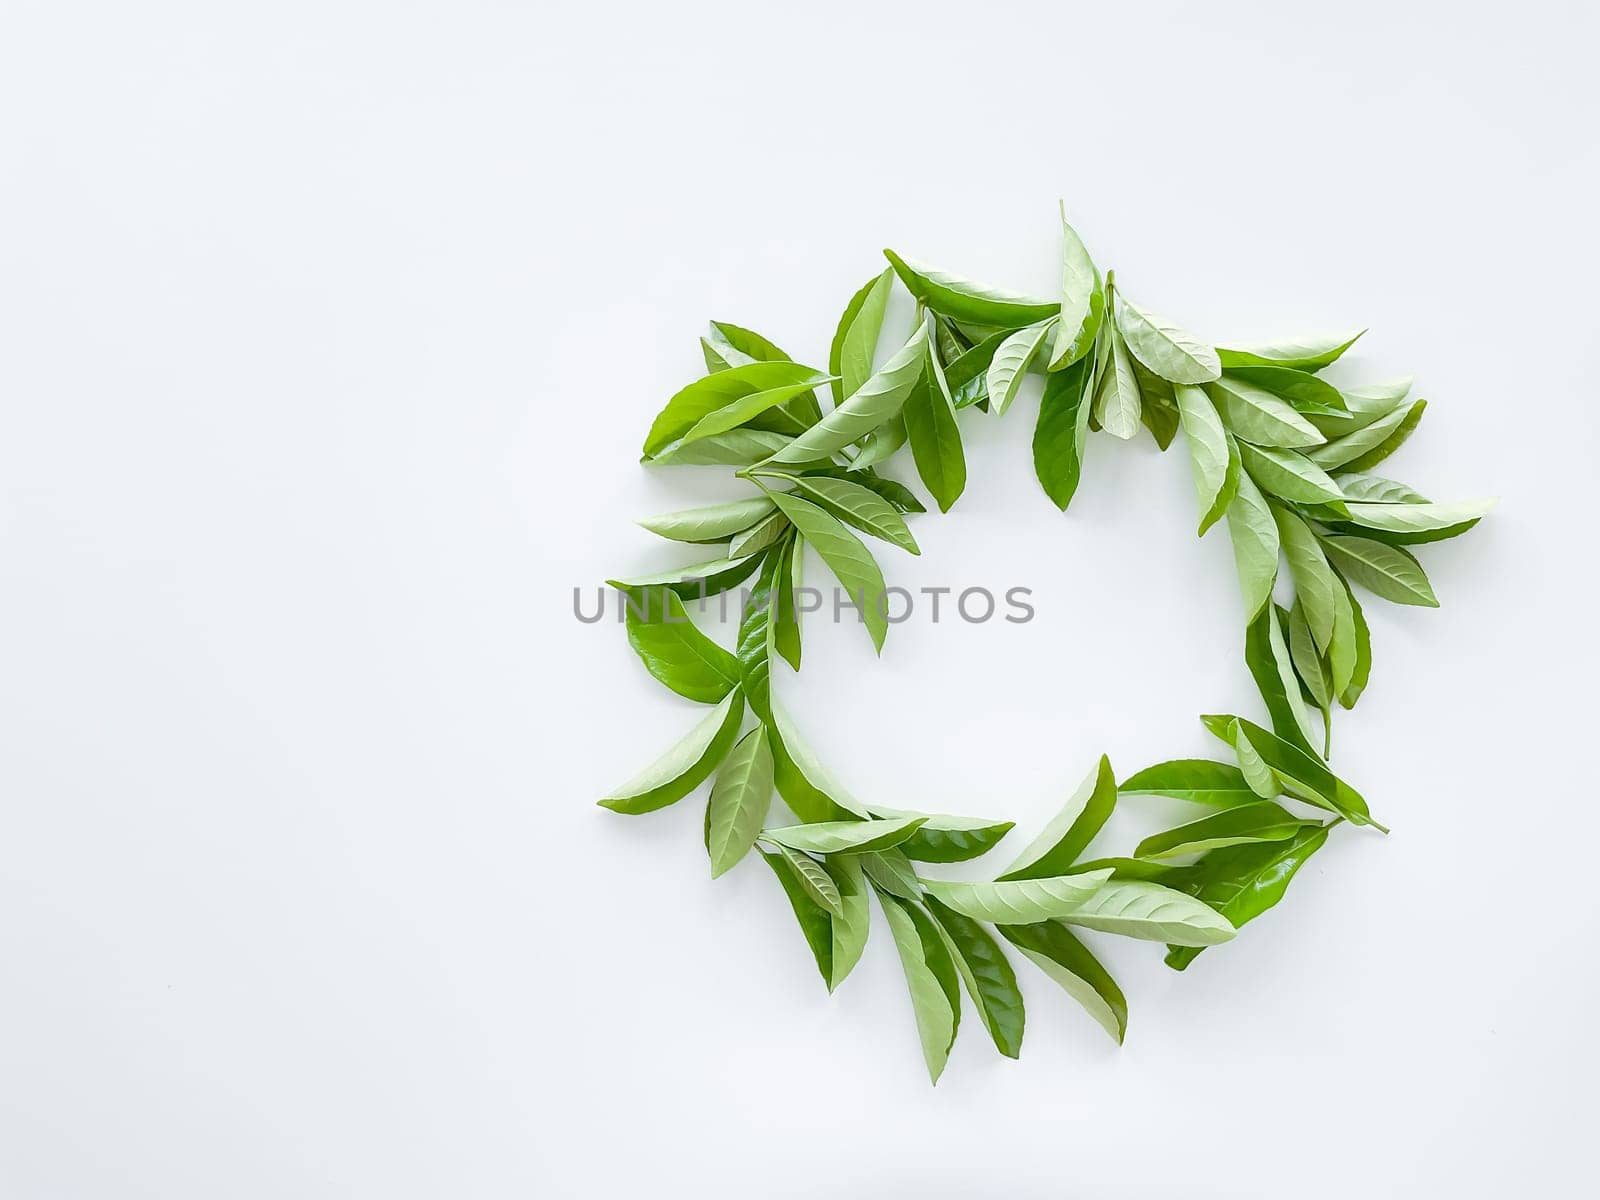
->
<box><xmin>736</xmin><ymin>552</ymin><xmax>782</xmax><ymax>721</ymax></box>
<box><xmin>637</xmin><ymin>496</ymin><xmax>776</xmax><ymax>544</ymax></box>
<box><xmin>679</xmin><ymin>378</ymin><xmax>835</xmax><ymax>445</ymax></box>
<box><xmin>1032</xmin><ymin>353</ymin><xmax>1094</xmax><ymax>510</ymax></box>
<box><xmin>921</xmin><ymin>870</ymin><xmax>1114</xmax><ymax>925</ymax></box>
<box><xmin>1225</xmin><ymin>468</ymin><xmax>1280</xmax><ymax>620</ymax></box>
<box><xmin>767</xmin><ymin>702</ymin><xmax>860</xmax><ymax>822</ymax></box>
<box><xmin>643</xmin><ymin>362</ymin><xmax>830</xmax><ymax>458</ymax></box>
<box><xmin>1337</xmin><ymin>575</ymin><xmax>1372</xmax><ymax>709</ymax></box>
<box><xmin>999</xmin><ymin>755</ymin><xmax>1118</xmax><ymax>881</ymax></box>
<box><xmin>925</xmin><ymin>896</ymin><xmax>1026</xmax><ymax>1058</ymax></box>
<box><xmin>903</xmin><ymin>337</ymin><xmax>967</xmax><ymax>512</ymax></box>
<box><xmin>859</xmin><ymin>847</ymin><xmax>924</xmax><ymax>899</ymax></box>
<box><xmin>766</xmin><ymin>317</ymin><xmax>931</xmax><ymax>465</ymax></box>
<box><xmin>832</xmin><ymin>268</ymin><xmax>895</xmax><ymax>404</ymax></box>
<box><xmin>799</xmin><ymin>466</ymin><xmax>925</xmax><ymax>513</ymax></box>
<box><xmin>1135</xmin><ymin>801</ymin><xmax>1305</xmax><ymax>860</ymax></box>
<box><xmin>1048</xmin><ymin>206</ymin><xmax>1103</xmax><ymax>369</ymax></box>
<box><xmin>1118</xmin><ymin>759</ymin><xmax>1259</xmax><ymax>807</ymax></box>
<box><xmin>1221</xmin><ymin>365</ymin><xmax>1348</xmax><ymax>416</ymax></box>
<box><xmin>759</xmin><ymin>471</ymin><xmax>918</xmax><ymax>554</ymax></box>
<box><xmin>988</xmin><ymin>319</ymin><xmax>1055</xmax><ymax>416</ymax></box>
<box><xmin>1289</xmin><ymin>598</ymin><xmax>1333</xmax><ymax>713</ymax></box>
<box><xmin>1114</xmin><ymin>292</ymin><xmax>1221</xmax><ymax>384</ymax></box>
<box><xmin>770</xmin><ymin>492</ymin><xmax>889</xmax><ymax>652</ymax></box>
<box><xmin>1201</xmin><ymin>715</ymin><xmax>1378</xmax><ymax>829</ymax></box>
<box><xmin>617</xmin><ymin>585</ymin><xmax>742</xmax><ymax>703</ymax></box>
<box><xmin>599</xmin><ymin>691</ymin><xmax>745</xmax><ymax>814</ymax></box>
<box><xmin>707</xmin><ymin>728</ymin><xmax>776</xmax><ymax>877</ymax></box>
<box><xmin>998</xmin><ymin>921</ymin><xmax>1126</xmax><ymax>1043</ymax></box>
<box><xmin>1326</xmin><ymin>570</ymin><xmax>1359</xmax><ymax>699</ymax></box>
<box><xmin>772</xmin><ymin>534</ymin><xmax>802</xmax><ymax>671</ymax></box>
<box><xmin>1216</xmin><ymin>330</ymin><xmax>1364</xmax><ymax>371</ymax></box>
<box><xmin>1321</xmin><ymin>534</ymin><xmax>1439</xmax><ymax>607</ymax></box>
<box><xmin>1058</xmin><ymin>880</ymin><xmax>1235</xmax><ymax>946</ymax></box>
<box><xmin>819</xmin><ymin>855</ymin><xmax>870</xmax><ymax>990</ymax></box>
<box><xmin>608</xmin><ymin>552</ymin><xmax>764</xmax><ymax>600</ymax></box>
<box><xmin>945</xmin><ymin>330</ymin><xmax>1010</xmax><ymax>410</ymax></box>
<box><xmin>883</xmin><ymin>249</ymin><xmax>1057</xmax><ymax>328</ymax></box>
<box><xmin>1165</xmin><ymin>823</ymin><xmax>1331</xmax><ymax>970</ymax></box>
<box><xmin>878</xmin><ymin>890</ymin><xmax>961</xmax><ymax>1083</ymax></box>
<box><xmin>762</xmin><ymin>817</ymin><xmax>927</xmax><ymax>856</ymax></box>
<box><xmin>1238</xmin><ymin>441</ymin><xmax>1346</xmax><ymax>505</ymax></box>
<box><xmin>1243</xmin><ymin>602</ymin><xmax>1321</xmax><ymax>755</ymax></box>
<box><xmin>760</xmin><ymin>846</ymin><xmax>833</xmax><ymax>984</ymax></box>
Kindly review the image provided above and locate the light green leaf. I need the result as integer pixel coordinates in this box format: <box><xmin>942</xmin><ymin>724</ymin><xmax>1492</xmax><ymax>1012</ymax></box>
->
<box><xmin>1201</xmin><ymin>715</ymin><xmax>1378</xmax><ymax>829</ymax></box>
<box><xmin>651</xmin><ymin>429</ymin><xmax>794</xmax><ymax>467</ymax></box>
<box><xmin>1208</xmin><ymin>378</ymin><xmax>1325</xmax><ymax>448</ymax></box>
<box><xmin>773</xmin><ymin>844</ymin><xmax>842</xmax><ymax>915</ymax></box>
<box><xmin>643</xmin><ymin>362</ymin><xmax>830</xmax><ymax>458</ymax></box>
<box><xmin>678</xmin><ymin>379</ymin><xmax>833</xmax><ymax>446</ymax></box>
<box><xmin>999</xmin><ymin>755</ymin><xmax>1118</xmax><ymax>881</ymax></box>
<box><xmin>1219</xmin><ymin>365</ymin><xmax>1347</xmax><ymax>415</ymax></box>
<box><xmin>1326</xmin><ymin>571</ymin><xmax>1359</xmax><ymax>698</ymax></box>
<box><xmin>998</xmin><ymin>921</ymin><xmax>1126</xmax><ymax>1043</ymax></box>
<box><xmin>1048</xmin><ymin>206</ymin><xmax>1104</xmax><ymax>369</ymax></box>
<box><xmin>759</xmin><ymin>846</ymin><xmax>833</xmax><ymax>984</ymax></box>
<box><xmin>1058</xmin><ymin>880</ymin><xmax>1236</xmax><ymax>946</ymax></box>
<box><xmin>762</xmin><ymin>817</ymin><xmax>927</xmax><ymax>855</ymax></box>
<box><xmin>883</xmin><ymin>249</ymin><xmax>1057</xmax><ymax>329</ymax></box>
<box><xmin>766</xmin><ymin>316</ymin><xmax>931</xmax><ymax>465</ymax></box>
<box><xmin>1216</xmin><ymin>330</ymin><xmax>1364</xmax><ymax>371</ymax></box>
<box><xmin>921</xmin><ymin>870</ymin><xmax>1114</xmax><ymax>925</ymax></box>
<box><xmin>859</xmin><ymin>847</ymin><xmax>925</xmax><ymax>899</ymax></box>
<box><xmin>617</xmin><ymin>585</ymin><xmax>742</xmax><ymax>703</ymax></box>
<box><xmin>1321</xmin><ymin>534</ymin><xmax>1439</xmax><ymax>607</ymax></box>
<box><xmin>903</xmin><ymin>337</ymin><xmax>967</xmax><ymax>512</ymax></box>
<box><xmin>1289</xmin><ymin>598</ymin><xmax>1333</xmax><ymax>712</ymax></box>
<box><xmin>1331</xmin><ymin>473</ymin><xmax>1429</xmax><ymax>504</ymax></box>
<box><xmin>1135</xmin><ymin>801</ymin><xmax>1305</xmax><ymax>860</ymax></box>
<box><xmin>1175</xmin><ymin>384</ymin><xmax>1232</xmax><ymax>536</ymax></box>
<box><xmin>1233</xmin><ymin>724</ymin><xmax>1279</xmax><ymax>799</ymax></box>
<box><xmin>708</xmin><ymin>727</ymin><xmax>776</xmax><ymax>877</ymax></box>
<box><xmin>833</xmin><ymin>268</ymin><xmax>896</xmax><ymax>404</ymax></box>
<box><xmin>1118</xmin><ymin>759</ymin><xmax>1260</xmax><ymax>807</ymax></box>
<box><xmin>608</xmin><ymin>552</ymin><xmax>764</xmax><ymax>600</ymax></box>
<box><xmin>1274</xmin><ymin>505</ymin><xmax>1339</xmax><ymax>652</ymax></box>
<box><xmin>1338</xmin><ymin>399</ymin><xmax>1427</xmax><ymax>472</ymax></box>
<box><xmin>925</xmin><ymin>896</ymin><xmax>1026</xmax><ymax>1058</ymax></box>
<box><xmin>728</xmin><ymin>511</ymin><xmax>790</xmax><ymax>562</ymax></box>
<box><xmin>1238</xmin><ymin>441</ymin><xmax>1346</xmax><ymax>505</ymax></box>
<box><xmin>769</xmin><ymin>492</ymin><xmax>889</xmax><ymax>652</ymax></box>
<box><xmin>1243</xmin><ymin>601</ymin><xmax>1321</xmax><ymax>755</ymax></box>
<box><xmin>1093</xmin><ymin>319</ymin><xmax>1143</xmax><ymax>439</ymax></box>
<box><xmin>767</xmin><ymin>702</ymin><xmax>861</xmax><ymax>822</ymax></box>
<box><xmin>1114</xmin><ymin>292</ymin><xmax>1221</xmax><ymax>384</ymax></box>
<box><xmin>876</xmin><ymin>890</ymin><xmax>960</xmax><ymax>1084</ymax></box>
<box><xmin>1337</xmin><ymin>578</ymin><xmax>1372</xmax><ymax>709</ymax></box>
<box><xmin>1308</xmin><ymin>398</ymin><xmax>1424</xmax><ymax>470</ymax></box>
<box><xmin>758</xmin><ymin>472</ymin><xmax>917</xmax><ymax>554</ymax></box>
<box><xmin>1342</xmin><ymin>498</ymin><xmax>1497</xmax><ymax>539</ymax></box>
<box><xmin>637</xmin><ymin>496</ymin><xmax>776</xmax><ymax>544</ymax></box>
<box><xmin>1225</xmin><ymin>468</ymin><xmax>1280</xmax><ymax>620</ymax></box>
<box><xmin>988</xmin><ymin>319</ymin><xmax>1056</xmax><ymax>416</ymax></box>
<box><xmin>867</xmin><ymin>808</ymin><xmax>1014</xmax><ymax>864</ymax></box>
<box><xmin>599</xmin><ymin>691</ymin><xmax>745</xmax><ymax>814</ymax></box>
<box><xmin>824</xmin><ymin>855</ymin><xmax>871</xmax><ymax>990</ymax></box>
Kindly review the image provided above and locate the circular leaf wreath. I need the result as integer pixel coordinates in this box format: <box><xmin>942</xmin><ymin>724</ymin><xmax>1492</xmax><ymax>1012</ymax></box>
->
<box><xmin>600</xmin><ymin>203</ymin><xmax>1494</xmax><ymax>1082</ymax></box>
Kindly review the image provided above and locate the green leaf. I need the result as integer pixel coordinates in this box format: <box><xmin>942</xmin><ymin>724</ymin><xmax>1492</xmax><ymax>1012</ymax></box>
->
<box><xmin>876</xmin><ymin>890</ymin><xmax>961</xmax><ymax>1084</ymax></box>
<box><xmin>1288</xmin><ymin>598</ymin><xmax>1333</xmax><ymax>713</ymax></box>
<box><xmin>643</xmin><ymin>362</ymin><xmax>831</xmax><ymax>458</ymax></box>
<box><xmin>1220</xmin><ymin>365</ymin><xmax>1348</xmax><ymax>415</ymax></box>
<box><xmin>925</xmin><ymin>896</ymin><xmax>1026</xmax><ymax>1058</ymax></box>
<box><xmin>998</xmin><ymin>921</ymin><xmax>1126</xmax><ymax>1043</ymax></box>
<box><xmin>1032</xmin><ymin>353</ymin><xmax>1094</xmax><ymax>510</ymax></box>
<box><xmin>1274</xmin><ymin>505</ymin><xmax>1339</xmax><ymax>652</ymax></box>
<box><xmin>1131</xmin><ymin>356</ymin><xmax>1181</xmax><ymax>450</ymax></box>
<box><xmin>868</xmin><ymin>809</ymin><xmax>1015</xmax><ymax>863</ymax></box>
<box><xmin>988</xmin><ymin>319</ymin><xmax>1055</xmax><ymax>416</ymax></box>
<box><xmin>1135</xmin><ymin>801</ymin><xmax>1306</xmax><ymax>860</ymax></box>
<box><xmin>1174</xmin><ymin>384</ymin><xmax>1233</xmax><ymax>536</ymax></box>
<box><xmin>599</xmin><ymin>691</ymin><xmax>745</xmax><ymax>814</ymax></box>
<box><xmin>904</xmin><ymin>337</ymin><xmax>967</xmax><ymax>512</ymax></box>
<box><xmin>921</xmin><ymin>870</ymin><xmax>1114</xmax><ymax>925</ymax></box>
<box><xmin>759</xmin><ymin>846</ymin><xmax>833</xmax><ymax>984</ymax></box>
<box><xmin>726</xmin><ymin>510</ymin><xmax>789</xmax><ymax>561</ymax></box>
<box><xmin>1092</xmin><ymin>318</ymin><xmax>1143</xmax><ymax>439</ymax></box>
<box><xmin>1058</xmin><ymin>880</ymin><xmax>1235</xmax><ymax>945</ymax></box>
<box><xmin>1201</xmin><ymin>715</ymin><xmax>1379</xmax><ymax>829</ymax></box>
<box><xmin>1048</xmin><ymin>205</ymin><xmax>1104</xmax><ymax>369</ymax></box>
<box><xmin>1307</xmin><ymin>398</ymin><xmax>1425</xmax><ymax>470</ymax></box>
<box><xmin>1337</xmin><ymin>575</ymin><xmax>1372</xmax><ymax>709</ymax></box>
<box><xmin>831</xmin><ymin>268</ymin><xmax>896</xmax><ymax>405</ymax></box>
<box><xmin>1320</xmin><ymin>534</ymin><xmax>1439</xmax><ymax>607</ymax></box>
<box><xmin>798</xmin><ymin>466</ymin><xmax>925</xmax><ymax>513</ymax></box>
<box><xmin>708</xmin><ymin>321</ymin><xmax>790</xmax><ymax>364</ymax></box>
<box><xmin>1208</xmin><ymin>377</ymin><xmax>1325</xmax><ymax>448</ymax></box>
<box><xmin>769</xmin><ymin>492</ymin><xmax>889</xmax><ymax>652</ymax></box>
<box><xmin>1225</xmin><ymin>468</ymin><xmax>1280</xmax><ymax>620</ymax></box>
<box><xmin>883</xmin><ymin>249</ymin><xmax>1057</xmax><ymax>329</ymax></box>
<box><xmin>1244</xmin><ymin>601</ymin><xmax>1321</xmax><ymax>755</ymax></box>
<box><xmin>1325</xmin><ymin>571</ymin><xmax>1358</xmax><ymax>698</ymax></box>
<box><xmin>637</xmin><ymin>496</ymin><xmax>776</xmax><ymax>544</ymax></box>
<box><xmin>999</xmin><ymin>755</ymin><xmax>1118</xmax><ymax>880</ymax></box>
<box><xmin>762</xmin><ymin>817</ymin><xmax>927</xmax><ymax>855</ymax></box>
<box><xmin>1113</xmin><ymin>292</ymin><xmax>1221</xmax><ymax>384</ymax></box>
<box><xmin>678</xmin><ymin>379</ymin><xmax>834</xmax><ymax>445</ymax></box>
<box><xmin>772</xmin><ymin>534</ymin><xmax>803</xmax><ymax>671</ymax></box>
<box><xmin>1118</xmin><ymin>759</ymin><xmax>1260</xmax><ymax>807</ymax></box>
<box><xmin>859</xmin><ymin>847</ymin><xmax>924</xmax><ymax>899</ymax></box>
<box><xmin>1238</xmin><ymin>441</ymin><xmax>1346</xmax><ymax>505</ymax></box>
<box><xmin>767</xmin><ymin>702</ymin><xmax>860</xmax><ymax>822</ymax></box>
<box><xmin>736</xmin><ymin>552</ymin><xmax>783</xmax><ymax>722</ymax></box>
<box><xmin>617</xmin><ymin>585</ymin><xmax>742</xmax><ymax>703</ymax></box>
<box><xmin>773</xmin><ymin>844</ymin><xmax>842</xmax><ymax>915</ymax></box>
<box><xmin>824</xmin><ymin>854</ymin><xmax>871</xmax><ymax>990</ymax></box>
<box><xmin>1216</xmin><ymin>330</ymin><xmax>1364</xmax><ymax>370</ymax></box>
<box><xmin>1329</xmin><ymin>473</ymin><xmax>1429</xmax><ymax>505</ymax></box>
<box><xmin>1165</xmin><ymin>823</ymin><xmax>1331</xmax><ymax>970</ymax></box>
<box><xmin>651</xmin><ymin>429</ymin><xmax>794</xmax><ymax>466</ymax></box>
<box><xmin>759</xmin><ymin>471</ymin><xmax>918</xmax><ymax>554</ymax></box>
<box><xmin>1340</xmin><ymin>498</ymin><xmax>1496</xmax><ymax>541</ymax></box>
<box><xmin>766</xmin><ymin>316</ymin><xmax>931</xmax><ymax>465</ymax></box>
<box><xmin>707</xmin><ymin>727</ymin><xmax>776</xmax><ymax>877</ymax></box>
<box><xmin>1233</xmin><ymin>722</ymin><xmax>1279</xmax><ymax>798</ymax></box>
<box><xmin>945</xmin><ymin>330</ymin><xmax>1010</xmax><ymax>410</ymax></box>
<box><xmin>608</xmin><ymin>552</ymin><xmax>765</xmax><ymax>601</ymax></box>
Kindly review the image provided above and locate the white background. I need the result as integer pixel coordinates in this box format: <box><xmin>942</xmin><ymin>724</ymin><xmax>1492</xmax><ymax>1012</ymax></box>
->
<box><xmin>3</xmin><ymin>1</ymin><xmax>1597</xmax><ymax>1196</ymax></box>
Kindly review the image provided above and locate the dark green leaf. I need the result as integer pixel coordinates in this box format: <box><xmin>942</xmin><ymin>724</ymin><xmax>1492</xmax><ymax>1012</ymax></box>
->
<box><xmin>925</xmin><ymin>896</ymin><xmax>1026</xmax><ymax>1058</ymax></box>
